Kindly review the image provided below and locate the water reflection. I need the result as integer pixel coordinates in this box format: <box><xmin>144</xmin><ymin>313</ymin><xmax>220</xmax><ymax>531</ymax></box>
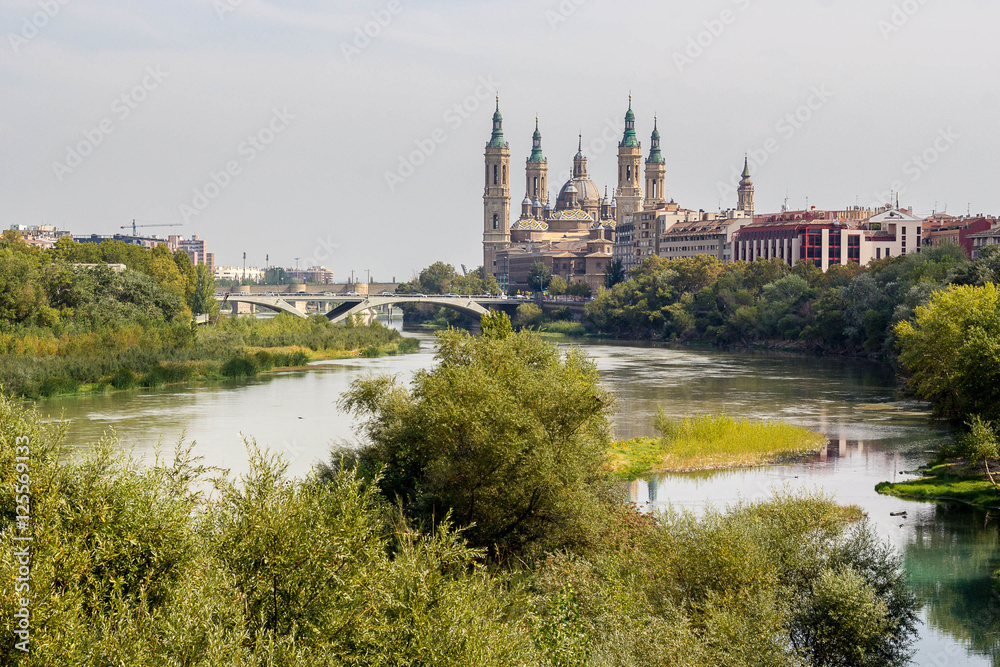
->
<box><xmin>905</xmin><ymin>505</ymin><xmax>1000</xmax><ymax>664</ymax></box>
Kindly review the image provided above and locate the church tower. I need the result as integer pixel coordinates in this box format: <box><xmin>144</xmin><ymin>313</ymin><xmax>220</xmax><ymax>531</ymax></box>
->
<box><xmin>483</xmin><ymin>97</ymin><xmax>511</xmax><ymax>276</ymax></box>
<box><xmin>738</xmin><ymin>156</ymin><xmax>754</xmax><ymax>218</ymax></box>
<box><xmin>644</xmin><ymin>117</ymin><xmax>666</xmax><ymax>209</ymax></box>
<box><xmin>524</xmin><ymin>117</ymin><xmax>548</xmax><ymax>213</ymax></box>
<box><xmin>615</xmin><ymin>95</ymin><xmax>643</xmax><ymax>223</ymax></box>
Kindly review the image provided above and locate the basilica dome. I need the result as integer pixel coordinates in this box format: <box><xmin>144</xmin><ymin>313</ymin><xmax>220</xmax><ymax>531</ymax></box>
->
<box><xmin>556</xmin><ymin>176</ymin><xmax>602</xmax><ymax>207</ymax></box>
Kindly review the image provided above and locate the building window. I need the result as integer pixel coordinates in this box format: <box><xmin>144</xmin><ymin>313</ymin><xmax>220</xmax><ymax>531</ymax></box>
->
<box><xmin>493</xmin><ymin>214</ymin><xmax>498</xmax><ymax>230</ymax></box>
<box><xmin>876</xmin><ymin>248</ymin><xmax>881</xmax><ymax>260</ymax></box>
<box><xmin>493</xmin><ymin>165</ymin><xmax>498</xmax><ymax>186</ymax></box>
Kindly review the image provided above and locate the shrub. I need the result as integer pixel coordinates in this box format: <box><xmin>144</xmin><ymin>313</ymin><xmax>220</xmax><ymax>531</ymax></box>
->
<box><xmin>221</xmin><ymin>355</ymin><xmax>260</xmax><ymax>378</ymax></box>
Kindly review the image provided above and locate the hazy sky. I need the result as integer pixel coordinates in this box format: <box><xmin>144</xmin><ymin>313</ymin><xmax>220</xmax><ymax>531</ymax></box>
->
<box><xmin>2</xmin><ymin>0</ymin><xmax>997</xmax><ymax>280</ymax></box>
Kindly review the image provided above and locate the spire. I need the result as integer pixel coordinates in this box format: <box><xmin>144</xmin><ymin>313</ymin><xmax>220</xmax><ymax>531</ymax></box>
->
<box><xmin>739</xmin><ymin>155</ymin><xmax>752</xmax><ymax>187</ymax></box>
<box><xmin>487</xmin><ymin>95</ymin><xmax>507</xmax><ymax>148</ymax></box>
<box><xmin>647</xmin><ymin>116</ymin><xmax>664</xmax><ymax>164</ymax></box>
<box><xmin>573</xmin><ymin>134</ymin><xmax>587</xmax><ymax>177</ymax></box>
<box><xmin>620</xmin><ymin>95</ymin><xmax>640</xmax><ymax>148</ymax></box>
<box><xmin>528</xmin><ymin>116</ymin><xmax>545</xmax><ymax>163</ymax></box>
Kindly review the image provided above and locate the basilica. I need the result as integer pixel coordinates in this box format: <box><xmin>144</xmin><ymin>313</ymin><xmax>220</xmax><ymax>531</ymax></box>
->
<box><xmin>482</xmin><ymin>96</ymin><xmax>669</xmax><ymax>291</ymax></box>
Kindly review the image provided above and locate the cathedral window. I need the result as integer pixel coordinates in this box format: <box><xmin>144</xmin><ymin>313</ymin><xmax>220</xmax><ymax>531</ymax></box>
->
<box><xmin>493</xmin><ymin>214</ymin><xmax>498</xmax><ymax>230</ymax></box>
<box><xmin>503</xmin><ymin>166</ymin><xmax>507</xmax><ymax>184</ymax></box>
<box><xmin>626</xmin><ymin>165</ymin><xmax>632</xmax><ymax>182</ymax></box>
<box><xmin>493</xmin><ymin>165</ymin><xmax>498</xmax><ymax>186</ymax></box>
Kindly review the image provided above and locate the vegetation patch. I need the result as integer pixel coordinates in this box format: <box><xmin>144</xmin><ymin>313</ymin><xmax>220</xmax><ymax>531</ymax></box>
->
<box><xmin>876</xmin><ymin>470</ymin><xmax>1000</xmax><ymax>509</ymax></box>
<box><xmin>0</xmin><ymin>318</ymin><xmax>920</xmax><ymax>665</ymax></box>
<box><xmin>607</xmin><ymin>413</ymin><xmax>826</xmax><ymax>477</ymax></box>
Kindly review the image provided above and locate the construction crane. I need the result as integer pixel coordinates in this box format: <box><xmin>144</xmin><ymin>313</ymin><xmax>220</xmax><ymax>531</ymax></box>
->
<box><xmin>120</xmin><ymin>219</ymin><xmax>182</xmax><ymax>236</ymax></box>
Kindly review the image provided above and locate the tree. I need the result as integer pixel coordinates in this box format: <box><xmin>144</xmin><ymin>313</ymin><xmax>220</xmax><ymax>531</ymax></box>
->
<box><xmin>527</xmin><ymin>261</ymin><xmax>552</xmax><ymax>293</ymax></box>
<box><xmin>190</xmin><ymin>264</ymin><xmax>219</xmax><ymax>316</ymax></box>
<box><xmin>604</xmin><ymin>258</ymin><xmax>626</xmax><ymax>289</ymax></box>
<box><xmin>514</xmin><ymin>303</ymin><xmax>544</xmax><ymax>328</ymax></box>
<box><xmin>340</xmin><ymin>316</ymin><xmax>616</xmax><ymax>558</ymax></box>
<box><xmin>418</xmin><ymin>261</ymin><xmax>457</xmax><ymax>294</ymax></box>
<box><xmin>895</xmin><ymin>284</ymin><xmax>1000</xmax><ymax>421</ymax></box>
<box><xmin>548</xmin><ymin>275</ymin><xmax>568</xmax><ymax>296</ymax></box>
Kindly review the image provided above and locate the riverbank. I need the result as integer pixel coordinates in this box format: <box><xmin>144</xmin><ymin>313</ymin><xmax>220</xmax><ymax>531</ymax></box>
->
<box><xmin>0</xmin><ymin>316</ymin><xmax>417</xmax><ymax>399</ymax></box>
<box><xmin>876</xmin><ymin>463</ymin><xmax>1000</xmax><ymax>510</ymax></box>
<box><xmin>606</xmin><ymin>414</ymin><xmax>826</xmax><ymax>477</ymax></box>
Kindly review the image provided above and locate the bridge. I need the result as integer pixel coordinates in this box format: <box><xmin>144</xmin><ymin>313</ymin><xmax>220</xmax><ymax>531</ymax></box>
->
<box><xmin>216</xmin><ymin>293</ymin><xmax>551</xmax><ymax>323</ymax></box>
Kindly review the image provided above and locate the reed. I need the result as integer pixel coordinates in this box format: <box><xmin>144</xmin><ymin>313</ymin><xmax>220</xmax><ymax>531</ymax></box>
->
<box><xmin>608</xmin><ymin>413</ymin><xmax>825</xmax><ymax>477</ymax></box>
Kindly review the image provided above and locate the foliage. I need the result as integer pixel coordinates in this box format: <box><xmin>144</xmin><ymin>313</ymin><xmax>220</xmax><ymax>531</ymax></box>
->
<box><xmin>395</xmin><ymin>262</ymin><xmax>501</xmax><ymax>326</ymax></box>
<box><xmin>0</xmin><ymin>314</ymin><xmax>406</xmax><ymax>398</ymax></box>
<box><xmin>0</xmin><ymin>329</ymin><xmax>922</xmax><ymax>666</ymax></box>
<box><xmin>515</xmin><ymin>303</ymin><xmax>545</xmax><ymax>328</ymax></box>
<box><xmin>604</xmin><ymin>257</ymin><xmax>626</xmax><ymax>289</ymax></box>
<box><xmin>397</xmin><ymin>262</ymin><xmax>500</xmax><ymax>296</ymax></box>
<box><xmin>895</xmin><ymin>283</ymin><xmax>1000</xmax><ymax>422</ymax></box>
<box><xmin>549</xmin><ymin>275</ymin><xmax>568</xmax><ymax>296</ymax></box>
<box><xmin>527</xmin><ymin>261</ymin><xmax>552</xmax><ymax>292</ymax></box>
<box><xmin>0</xmin><ymin>396</ymin><xmax>535</xmax><ymax>666</ymax></box>
<box><xmin>607</xmin><ymin>413</ymin><xmax>825</xmax><ymax>476</ymax></box>
<box><xmin>340</xmin><ymin>320</ymin><xmax>616</xmax><ymax>559</ymax></box>
<box><xmin>584</xmin><ymin>245</ymin><xmax>980</xmax><ymax>357</ymax></box>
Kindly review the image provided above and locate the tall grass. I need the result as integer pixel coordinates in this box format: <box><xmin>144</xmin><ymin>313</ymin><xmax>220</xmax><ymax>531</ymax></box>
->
<box><xmin>0</xmin><ymin>315</ymin><xmax>413</xmax><ymax>398</ymax></box>
<box><xmin>608</xmin><ymin>413</ymin><xmax>825</xmax><ymax>476</ymax></box>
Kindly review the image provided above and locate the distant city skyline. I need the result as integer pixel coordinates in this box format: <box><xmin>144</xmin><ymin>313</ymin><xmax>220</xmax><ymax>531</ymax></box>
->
<box><xmin>2</xmin><ymin>0</ymin><xmax>997</xmax><ymax>278</ymax></box>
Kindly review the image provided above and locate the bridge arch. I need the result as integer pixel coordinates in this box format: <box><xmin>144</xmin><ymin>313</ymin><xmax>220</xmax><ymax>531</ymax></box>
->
<box><xmin>325</xmin><ymin>296</ymin><xmax>489</xmax><ymax>324</ymax></box>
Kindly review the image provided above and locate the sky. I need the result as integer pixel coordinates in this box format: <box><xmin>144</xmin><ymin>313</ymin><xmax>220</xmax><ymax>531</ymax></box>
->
<box><xmin>2</xmin><ymin>0</ymin><xmax>998</xmax><ymax>281</ymax></box>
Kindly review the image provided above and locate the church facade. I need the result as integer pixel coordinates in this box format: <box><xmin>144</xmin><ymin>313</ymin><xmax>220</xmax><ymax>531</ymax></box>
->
<box><xmin>484</xmin><ymin>97</ymin><xmax>671</xmax><ymax>292</ymax></box>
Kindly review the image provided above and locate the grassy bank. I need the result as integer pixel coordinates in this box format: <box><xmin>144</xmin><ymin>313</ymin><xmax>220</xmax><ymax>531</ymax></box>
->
<box><xmin>876</xmin><ymin>464</ymin><xmax>1000</xmax><ymax>509</ymax></box>
<box><xmin>607</xmin><ymin>414</ymin><xmax>826</xmax><ymax>477</ymax></box>
<box><xmin>0</xmin><ymin>315</ymin><xmax>418</xmax><ymax>399</ymax></box>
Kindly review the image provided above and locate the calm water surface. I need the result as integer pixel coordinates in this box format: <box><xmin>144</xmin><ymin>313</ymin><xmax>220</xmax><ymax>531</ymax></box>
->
<box><xmin>36</xmin><ymin>327</ymin><xmax>1000</xmax><ymax>666</ymax></box>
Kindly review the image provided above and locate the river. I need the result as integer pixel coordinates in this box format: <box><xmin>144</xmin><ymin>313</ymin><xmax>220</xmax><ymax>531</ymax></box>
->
<box><xmin>35</xmin><ymin>325</ymin><xmax>1000</xmax><ymax>666</ymax></box>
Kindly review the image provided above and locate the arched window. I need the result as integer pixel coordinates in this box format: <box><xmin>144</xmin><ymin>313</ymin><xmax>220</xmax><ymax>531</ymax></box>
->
<box><xmin>533</xmin><ymin>177</ymin><xmax>538</xmax><ymax>197</ymax></box>
<box><xmin>503</xmin><ymin>165</ymin><xmax>507</xmax><ymax>185</ymax></box>
<box><xmin>627</xmin><ymin>165</ymin><xmax>632</xmax><ymax>182</ymax></box>
<box><xmin>493</xmin><ymin>214</ymin><xmax>499</xmax><ymax>230</ymax></box>
<box><xmin>493</xmin><ymin>165</ymin><xmax>498</xmax><ymax>186</ymax></box>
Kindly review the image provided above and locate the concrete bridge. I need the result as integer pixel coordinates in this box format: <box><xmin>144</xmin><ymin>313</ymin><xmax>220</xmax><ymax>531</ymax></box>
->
<box><xmin>217</xmin><ymin>292</ymin><xmax>591</xmax><ymax>323</ymax></box>
<box><xmin>217</xmin><ymin>293</ymin><xmax>543</xmax><ymax>323</ymax></box>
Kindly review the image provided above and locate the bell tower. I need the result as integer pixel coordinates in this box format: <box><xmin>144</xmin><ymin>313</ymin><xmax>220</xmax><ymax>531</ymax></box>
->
<box><xmin>483</xmin><ymin>97</ymin><xmax>511</xmax><ymax>276</ymax></box>
<box><xmin>738</xmin><ymin>156</ymin><xmax>754</xmax><ymax>218</ymax></box>
<box><xmin>524</xmin><ymin>117</ymin><xmax>548</xmax><ymax>210</ymax></box>
<box><xmin>644</xmin><ymin>117</ymin><xmax>666</xmax><ymax>209</ymax></box>
<box><xmin>615</xmin><ymin>95</ymin><xmax>643</xmax><ymax>223</ymax></box>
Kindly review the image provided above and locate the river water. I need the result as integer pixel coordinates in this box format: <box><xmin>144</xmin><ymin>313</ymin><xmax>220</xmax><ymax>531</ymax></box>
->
<box><xmin>35</xmin><ymin>325</ymin><xmax>1000</xmax><ymax>665</ymax></box>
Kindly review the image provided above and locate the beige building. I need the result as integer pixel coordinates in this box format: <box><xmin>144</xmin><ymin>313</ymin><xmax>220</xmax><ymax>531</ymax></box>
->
<box><xmin>658</xmin><ymin>209</ymin><xmax>752</xmax><ymax>263</ymax></box>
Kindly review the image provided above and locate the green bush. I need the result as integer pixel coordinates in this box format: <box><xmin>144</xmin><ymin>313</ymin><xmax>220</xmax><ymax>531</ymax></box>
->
<box><xmin>110</xmin><ymin>367</ymin><xmax>138</xmax><ymax>390</ymax></box>
<box><xmin>220</xmin><ymin>355</ymin><xmax>260</xmax><ymax>378</ymax></box>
